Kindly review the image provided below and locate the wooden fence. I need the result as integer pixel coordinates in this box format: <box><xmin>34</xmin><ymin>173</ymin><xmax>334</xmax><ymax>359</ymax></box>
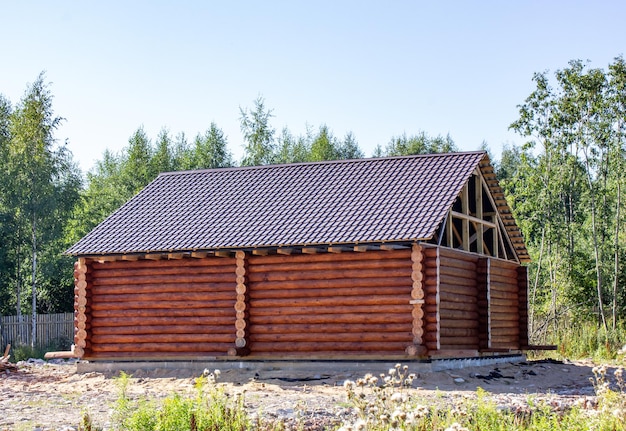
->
<box><xmin>0</xmin><ymin>313</ymin><xmax>74</xmax><ymax>349</ymax></box>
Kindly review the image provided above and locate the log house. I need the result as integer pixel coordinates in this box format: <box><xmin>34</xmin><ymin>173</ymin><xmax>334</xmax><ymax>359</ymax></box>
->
<box><xmin>67</xmin><ymin>152</ymin><xmax>530</xmax><ymax>361</ymax></box>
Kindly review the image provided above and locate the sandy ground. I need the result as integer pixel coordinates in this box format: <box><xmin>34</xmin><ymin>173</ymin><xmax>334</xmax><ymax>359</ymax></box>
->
<box><xmin>0</xmin><ymin>358</ymin><xmax>614</xmax><ymax>430</ymax></box>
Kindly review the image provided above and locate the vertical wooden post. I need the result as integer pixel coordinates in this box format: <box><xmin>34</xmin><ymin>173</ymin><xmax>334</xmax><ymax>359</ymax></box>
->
<box><xmin>475</xmin><ymin>175</ymin><xmax>484</xmax><ymax>255</ymax></box>
<box><xmin>476</xmin><ymin>258</ymin><xmax>490</xmax><ymax>350</ymax></box>
<box><xmin>462</xmin><ymin>183</ymin><xmax>470</xmax><ymax>251</ymax></box>
<box><xmin>446</xmin><ymin>212</ymin><xmax>453</xmax><ymax>248</ymax></box>
<box><xmin>407</xmin><ymin>244</ymin><xmax>427</xmax><ymax>357</ymax></box>
<box><xmin>231</xmin><ymin>251</ymin><xmax>250</xmax><ymax>356</ymax></box>
<box><xmin>517</xmin><ymin>265</ymin><xmax>529</xmax><ymax>349</ymax></box>
<box><xmin>73</xmin><ymin>258</ymin><xmax>88</xmax><ymax>358</ymax></box>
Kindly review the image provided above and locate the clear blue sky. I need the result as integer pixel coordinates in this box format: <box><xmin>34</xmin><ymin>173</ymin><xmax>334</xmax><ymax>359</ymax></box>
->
<box><xmin>2</xmin><ymin>1</ymin><xmax>625</xmax><ymax>173</ymax></box>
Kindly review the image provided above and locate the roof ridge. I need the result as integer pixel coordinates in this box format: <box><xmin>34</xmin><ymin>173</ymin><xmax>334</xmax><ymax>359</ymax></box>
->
<box><xmin>158</xmin><ymin>151</ymin><xmax>487</xmax><ymax>177</ymax></box>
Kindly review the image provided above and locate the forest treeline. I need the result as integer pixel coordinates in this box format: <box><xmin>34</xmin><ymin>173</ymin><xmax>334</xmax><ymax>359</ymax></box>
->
<box><xmin>1</xmin><ymin>57</ymin><xmax>625</xmax><ymax>346</ymax></box>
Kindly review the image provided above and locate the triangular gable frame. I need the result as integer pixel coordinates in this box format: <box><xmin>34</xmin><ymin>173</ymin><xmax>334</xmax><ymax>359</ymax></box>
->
<box><xmin>434</xmin><ymin>167</ymin><xmax>523</xmax><ymax>264</ymax></box>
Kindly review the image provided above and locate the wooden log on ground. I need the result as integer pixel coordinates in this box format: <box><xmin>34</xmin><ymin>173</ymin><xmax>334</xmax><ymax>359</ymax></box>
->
<box><xmin>44</xmin><ymin>351</ymin><xmax>76</xmax><ymax>359</ymax></box>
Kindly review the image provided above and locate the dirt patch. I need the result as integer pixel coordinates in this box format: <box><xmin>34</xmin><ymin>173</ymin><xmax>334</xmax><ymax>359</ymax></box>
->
<box><xmin>0</xmin><ymin>358</ymin><xmax>610</xmax><ymax>430</ymax></box>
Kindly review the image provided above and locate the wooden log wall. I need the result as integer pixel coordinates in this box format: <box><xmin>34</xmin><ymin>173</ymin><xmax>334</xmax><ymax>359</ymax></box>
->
<box><xmin>517</xmin><ymin>265</ymin><xmax>529</xmax><ymax>348</ymax></box>
<box><xmin>246</xmin><ymin>249</ymin><xmax>414</xmax><ymax>356</ymax></box>
<box><xmin>488</xmin><ymin>259</ymin><xmax>520</xmax><ymax>349</ymax></box>
<box><xmin>84</xmin><ymin>256</ymin><xmax>237</xmax><ymax>359</ymax></box>
<box><xmin>73</xmin><ymin>258</ymin><xmax>89</xmax><ymax>358</ymax></box>
<box><xmin>476</xmin><ymin>258</ymin><xmax>490</xmax><ymax>350</ymax></box>
<box><xmin>422</xmin><ymin>246</ymin><xmax>440</xmax><ymax>351</ymax></box>
<box><xmin>433</xmin><ymin>247</ymin><xmax>480</xmax><ymax>350</ymax></box>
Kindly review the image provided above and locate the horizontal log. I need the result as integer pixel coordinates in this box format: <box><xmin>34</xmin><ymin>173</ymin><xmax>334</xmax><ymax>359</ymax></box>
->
<box><xmin>91</xmin><ymin>291</ymin><xmax>236</xmax><ymax>303</ymax></box>
<box><xmin>91</xmin><ymin>307</ymin><xmax>234</xmax><ymax>319</ymax></box>
<box><xmin>489</xmin><ymin>274</ymin><xmax>519</xmax><ymax>286</ymax></box>
<box><xmin>250</xmin><ymin>277</ymin><xmax>411</xmax><ymax>291</ymax></box>
<box><xmin>489</xmin><ymin>319</ymin><xmax>519</xmax><ymax>329</ymax></box>
<box><xmin>439</xmin><ymin>291</ymin><xmax>478</xmax><ymax>304</ymax></box>
<box><xmin>250</xmin><ymin>304</ymin><xmax>411</xmax><ymax>317</ymax></box>
<box><xmin>249</xmin><ymin>340</ymin><xmax>409</xmax><ymax>353</ymax></box>
<box><xmin>490</xmin><ymin>311</ymin><xmax>519</xmax><ymax>322</ymax></box>
<box><xmin>90</xmin><ymin>282</ymin><xmax>236</xmax><ymax>295</ymax></box>
<box><xmin>249</xmin><ymin>295</ymin><xmax>408</xmax><ymax>309</ymax></box>
<box><xmin>90</xmin><ymin>264</ymin><xmax>237</xmax><ymax>279</ymax></box>
<box><xmin>251</xmin><ymin>322</ymin><xmax>411</xmax><ymax>335</ymax></box>
<box><xmin>439</xmin><ymin>257</ymin><xmax>477</xmax><ymax>272</ymax></box>
<box><xmin>91</xmin><ymin>299</ymin><xmax>235</xmax><ymax>311</ymax></box>
<box><xmin>490</xmin><ymin>297</ymin><xmax>518</xmax><ymax>307</ymax></box>
<box><xmin>248</xmin><ymin>285</ymin><xmax>411</xmax><ymax>300</ymax></box>
<box><xmin>425</xmin><ymin>341</ymin><xmax>439</xmax><ymax>351</ymax></box>
<box><xmin>92</xmin><ymin>333</ymin><xmax>235</xmax><ymax>344</ymax></box>
<box><xmin>248</xmin><ymin>267</ymin><xmax>411</xmax><ymax>283</ymax></box>
<box><xmin>439</xmin><ymin>336</ymin><xmax>480</xmax><ymax>346</ymax></box>
<box><xmin>439</xmin><ymin>283</ymin><xmax>478</xmax><ymax>297</ymax></box>
<box><xmin>249</xmin><ymin>331</ymin><xmax>411</xmax><ymax>343</ymax></box>
<box><xmin>428</xmin><ymin>319</ymin><xmax>478</xmax><ymax>330</ymax></box>
<box><xmin>92</xmin><ymin>273</ymin><xmax>235</xmax><ymax>286</ymax></box>
<box><xmin>440</xmin><ymin>309</ymin><xmax>479</xmax><ymax>320</ymax></box>
<box><xmin>436</xmin><ymin>265</ymin><xmax>477</xmax><ymax>280</ymax></box>
<box><xmin>490</xmin><ymin>335</ymin><xmax>518</xmax><ymax>345</ymax></box>
<box><xmin>440</xmin><ymin>327</ymin><xmax>479</xmax><ymax>337</ymax></box>
<box><xmin>489</xmin><ymin>290</ymin><xmax>518</xmax><ymax>300</ymax></box>
<box><xmin>89</xmin><ymin>342</ymin><xmax>233</xmax><ymax>353</ymax></box>
<box><xmin>490</xmin><ymin>281</ymin><xmax>519</xmax><ymax>294</ymax></box>
<box><xmin>492</xmin><ymin>327</ymin><xmax>520</xmax><ymax>336</ymax></box>
<box><xmin>438</xmin><ymin>301</ymin><xmax>477</xmax><ymax>313</ymax></box>
<box><xmin>489</xmin><ymin>260</ymin><xmax>519</xmax><ymax>273</ymax></box>
<box><xmin>249</xmin><ymin>258</ymin><xmax>410</xmax><ymax>274</ymax></box>
<box><xmin>91</xmin><ymin>316</ymin><xmax>235</xmax><ymax>327</ymax></box>
<box><xmin>91</xmin><ymin>257</ymin><xmax>235</xmax><ymax>271</ymax></box>
<box><xmin>438</xmin><ymin>247</ymin><xmax>479</xmax><ymax>263</ymax></box>
<box><xmin>422</xmin><ymin>246</ymin><xmax>438</xmax><ymax>257</ymax></box>
<box><xmin>423</xmin><ymin>276</ymin><xmax>476</xmax><ymax>290</ymax></box>
<box><xmin>248</xmin><ymin>249</ymin><xmax>411</xmax><ymax>265</ymax></box>
<box><xmin>91</xmin><ymin>324</ymin><xmax>234</xmax><ymax>335</ymax></box>
<box><xmin>488</xmin><ymin>266</ymin><xmax>518</xmax><ymax>279</ymax></box>
<box><xmin>250</xmin><ymin>313</ymin><xmax>411</xmax><ymax>326</ymax></box>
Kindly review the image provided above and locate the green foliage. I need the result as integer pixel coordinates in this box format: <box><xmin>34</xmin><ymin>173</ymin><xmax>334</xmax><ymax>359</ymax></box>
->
<box><xmin>112</xmin><ymin>371</ymin><xmax>253</xmax><ymax>431</ymax></box>
<box><xmin>381</xmin><ymin>131</ymin><xmax>457</xmax><ymax>156</ymax></box>
<box><xmin>509</xmin><ymin>56</ymin><xmax>626</xmax><ymax>333</ymax></box>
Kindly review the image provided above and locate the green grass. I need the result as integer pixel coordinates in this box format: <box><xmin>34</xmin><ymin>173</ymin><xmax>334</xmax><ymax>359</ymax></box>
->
<box><xmin>338</xmin><ymin>363</ymin><xmax>626</xmax><ymax>431</ymax></box>
<box><xmin>530</xmin><ymin>320</ymin><xmax>626</xmax><ymax>362</ymax></box>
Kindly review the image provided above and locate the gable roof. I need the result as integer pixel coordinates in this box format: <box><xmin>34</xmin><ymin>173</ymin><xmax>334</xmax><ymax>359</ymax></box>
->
<box><xmin>67</xmin><ymin>151</ymin><xmax>528</xmax><ymax>261</ymax></box>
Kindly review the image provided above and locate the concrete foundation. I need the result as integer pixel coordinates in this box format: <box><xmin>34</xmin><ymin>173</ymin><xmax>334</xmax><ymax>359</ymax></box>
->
<box><xmin>76</xmin><ymin>354</ymin><xmax>526</xmax><ymax>379</ymax></box>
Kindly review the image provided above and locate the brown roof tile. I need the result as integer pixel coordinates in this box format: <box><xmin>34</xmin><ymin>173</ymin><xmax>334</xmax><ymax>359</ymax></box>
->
<box><xmin>67</xmin><ymin>152</ymin><xmax>527</xmax><ymax>260</ymax></box>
